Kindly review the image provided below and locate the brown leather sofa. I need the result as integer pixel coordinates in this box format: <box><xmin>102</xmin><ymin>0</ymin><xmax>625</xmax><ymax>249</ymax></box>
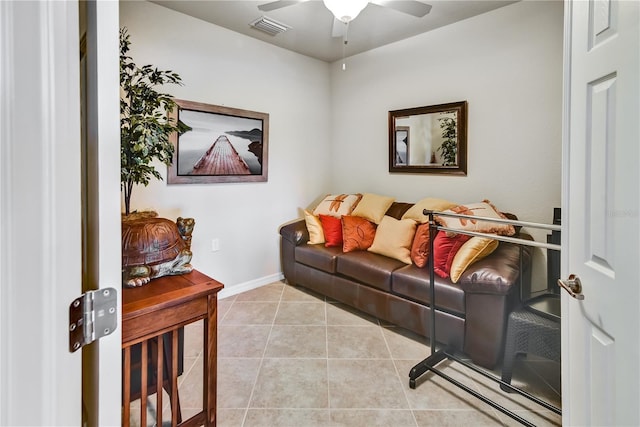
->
<box><xmin>279</xmin><ymin>202</ymin><xmax>531</xmax><ymax>369</ymax></box>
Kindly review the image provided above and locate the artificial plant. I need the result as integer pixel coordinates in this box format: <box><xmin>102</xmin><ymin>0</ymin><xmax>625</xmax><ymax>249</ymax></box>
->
<box><xmin>437</xmin><ymin>114</ymin><xmax>458</xmax><ymax>166</ymax></box>
<box><xmin>120</xmin><ymin>27</ymin><xmax>191</xmax><ymax>215</ymax></box>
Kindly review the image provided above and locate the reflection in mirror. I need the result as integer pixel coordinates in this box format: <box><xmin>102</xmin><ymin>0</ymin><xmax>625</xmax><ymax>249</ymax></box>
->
<box><xmin>389</xmin><ymin>101</ymin><xmax>467</xmax><ymax>175</ymax></box>
<box><xmin>394</xmin><ymin>126</ymin><xmax>409</xmax><ymax>165</ymax></box>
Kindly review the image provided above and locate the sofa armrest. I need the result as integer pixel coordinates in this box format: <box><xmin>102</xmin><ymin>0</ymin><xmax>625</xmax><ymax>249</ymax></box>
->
<box><xmin>279</xmin><ymin>219</ymin><xmax>309</xmax><ymax>246</ymax></box>
<box><xmin>457</xmin><ymin>234</ymin><xmax>533</xmax><ymax>296</ymax></box>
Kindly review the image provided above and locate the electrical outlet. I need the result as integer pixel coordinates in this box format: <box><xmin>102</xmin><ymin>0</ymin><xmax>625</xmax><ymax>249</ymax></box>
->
<box><xmin>211</xmin><ymin>238</ymin><xmax>220</xmax><ymax>252</ymax></box>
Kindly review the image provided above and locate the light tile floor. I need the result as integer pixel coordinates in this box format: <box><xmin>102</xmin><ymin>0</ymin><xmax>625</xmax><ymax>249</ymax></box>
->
<box><xmin>128</xmin><ymin>280</ymin><xmax>562</xmax><ymax>427</ymax></box>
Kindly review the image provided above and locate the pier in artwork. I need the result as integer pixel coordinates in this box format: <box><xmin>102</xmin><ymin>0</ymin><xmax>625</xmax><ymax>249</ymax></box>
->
<box><xmin>191</xmin><ymin>135</ymin><xmax>251</xmax><ymax>175</ymax></box>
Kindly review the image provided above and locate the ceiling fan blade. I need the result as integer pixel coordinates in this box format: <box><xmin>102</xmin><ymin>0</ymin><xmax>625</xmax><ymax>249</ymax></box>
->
<box><xmin>331</xmin><ymin>18</ymin><xmax>348</xmax><ymax>38</ymax></box>
<box><xmin>257</xmin><ymin>1</ymin><xmax>303</xmax><ymax>12</ymax></box>
<box><xmin>370</xmin><ymin>1</ymin><xmax>432</xmax><ymax>17</ymax></box>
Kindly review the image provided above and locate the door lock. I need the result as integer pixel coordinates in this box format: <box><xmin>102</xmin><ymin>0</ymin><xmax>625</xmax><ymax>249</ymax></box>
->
<box><xmin>557</xmin><ymin>274</ymin><xmax>585</xmax><ymax>300</ymax></box>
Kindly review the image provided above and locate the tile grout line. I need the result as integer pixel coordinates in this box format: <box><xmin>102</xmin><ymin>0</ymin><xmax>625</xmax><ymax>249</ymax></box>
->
<box><xmin>525</xmin><ymin>361</ymin><xmax>562</xmax><ymax>398</ymax></box>
<box><xmin>239</xmin><ymin>282</ymin><xmax>286</xmax><ymax>426</ymax></box>
<box><xmin>324</xmin><ymin>295</ymin><xmax>331</xmax><ymax>420</ymax></box>
<box><xmin>219</xmin><ymin>294</ymin><xmax>238</xmax><ymax>323</ymax></box>
<box><xmin>380</xmin><ymin>325</ymin><xmax>421</xmax><ymax>427</ymax></box>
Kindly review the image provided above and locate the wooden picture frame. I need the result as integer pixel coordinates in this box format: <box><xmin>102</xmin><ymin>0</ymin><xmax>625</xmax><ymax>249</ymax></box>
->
<box><xmin>168</xmin><ymin>99</ymin><xmax>269</xmax><ymax>184</ymax></box>
<box><xmin>389</xmin><ymin>101</ymin><xmax>467</xmax><ymax>175</ymax></box>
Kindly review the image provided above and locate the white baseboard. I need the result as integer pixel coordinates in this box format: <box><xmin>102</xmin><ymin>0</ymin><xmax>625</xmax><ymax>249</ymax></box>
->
<box><xmin>218</xmin><ymin>272</ymin><xmax>285</xmax><ymax>299</ymax></box>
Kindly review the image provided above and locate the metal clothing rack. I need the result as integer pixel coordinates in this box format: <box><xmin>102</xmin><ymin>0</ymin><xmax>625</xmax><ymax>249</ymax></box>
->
<box><xmin>408</xmin><ymin>210</ymin><xmax>562</xmax><ymax>427</ymax></box>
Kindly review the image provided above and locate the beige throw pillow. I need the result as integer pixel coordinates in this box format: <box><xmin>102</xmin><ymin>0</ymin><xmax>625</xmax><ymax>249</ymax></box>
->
<box><xmin>351</xmin><ymin>193</ymin><xmax>396</xmax><ymax>224</ymax></box>
<box><xmin>367</xmin><ymin>216</ymin><xmax>417</xmax><ymax>264</ymax></box>
<box><xmin>449</xmin><ymin>237</ymin><xmax>499</xmax><ymax>283</ymax></box>
<box><xmin>303</xmin><ymin>210</ymin><xmax>325</xmax><ymax>244</ymax></box>
<box><xmin>402</xmin><ymin>198</ymin><xmax>458</xmax><ymax>223</ymax></box>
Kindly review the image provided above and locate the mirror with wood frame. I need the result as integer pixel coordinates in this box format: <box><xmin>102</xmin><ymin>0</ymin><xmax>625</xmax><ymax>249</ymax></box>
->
<box><xmin>389</xmin><ymin>101</ymin><xmax>467</xmax><ymax>175</ymax></box>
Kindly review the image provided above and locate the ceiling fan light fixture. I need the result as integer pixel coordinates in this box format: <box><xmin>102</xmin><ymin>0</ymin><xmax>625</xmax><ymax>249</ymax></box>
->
<box><xmin>323</xmin><ymin>0</ymin><xmax>368</xmax><ymax>23</ymax></box>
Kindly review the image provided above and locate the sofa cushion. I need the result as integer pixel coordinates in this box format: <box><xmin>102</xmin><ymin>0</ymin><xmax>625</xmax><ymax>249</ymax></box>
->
<box><xmin>391</xmin><ymin>264</ymin><xmax>466</xmax><ymax>316</ymax></box>
<box><xmin>295</xmin><ymin>244</ymin><xmax>343</xmax><ymax>273</ymax></box>
<box><xmin>385</xmin><ymin>202</ymin><xmax>414</xmax><ymax>220</ymax></box>
<box><xmin>351</xmin><ymin>193</ymin><xmax>396</xmax><ymax>224</ymax></box>
<box><xmin>336</xmin><ymin>251</ymin><xmax>406</xmax><ymax>292</ymax></box>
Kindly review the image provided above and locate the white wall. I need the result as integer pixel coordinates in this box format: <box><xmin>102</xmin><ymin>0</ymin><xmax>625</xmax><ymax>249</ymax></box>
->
<box><xmin>120</xmin><ymin>1</ymin><xmax>332</xmax><ymax>295</ymax></box>
<box><xmin>330</xmin><ymin>0</ymin><xmax>563</xmax><ymax>227</ymax></box>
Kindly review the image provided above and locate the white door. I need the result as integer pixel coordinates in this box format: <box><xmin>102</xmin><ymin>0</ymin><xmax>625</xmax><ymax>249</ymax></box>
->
<box><xmin>562</xmin><ymin>0</ymin><xmax>639</xmax><ymax>425</ymax></box>
<box><xmin>0</xmin><ymin>1</ymin><xmax>120</xmax><ymax>425</ymax></box>
<box><xmin>82</xmin><ymin>1</ymin><xmax>122</xmax><ymax>426</ymax></box>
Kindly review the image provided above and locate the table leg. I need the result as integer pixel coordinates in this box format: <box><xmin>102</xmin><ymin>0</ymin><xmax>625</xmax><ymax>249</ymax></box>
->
<box><xmin>205</xmin><ymin>294</ymin><xmax>218</xmax><ymax>426</ymax></box>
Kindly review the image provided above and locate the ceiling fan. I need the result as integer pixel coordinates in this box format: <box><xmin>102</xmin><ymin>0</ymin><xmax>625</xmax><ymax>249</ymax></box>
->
<box><xmin>258</xmin><ymin>0</ymin><xmax>433</xmax><ymax>38</ymax></box>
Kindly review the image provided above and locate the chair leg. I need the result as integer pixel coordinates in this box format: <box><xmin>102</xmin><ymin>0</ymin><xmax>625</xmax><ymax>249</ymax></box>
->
<box><xmin>500</xmin><ymin>353</ymin><xmax>519</xmax><ymax>392</ymax></box>
<box><xmin>501</xmin><ymin>322</ymin><xmax>524</xmax><ymax>392</ymax></box>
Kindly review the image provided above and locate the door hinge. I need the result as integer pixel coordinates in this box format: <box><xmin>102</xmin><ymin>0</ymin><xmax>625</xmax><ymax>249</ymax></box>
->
<box><xmin>69</xmin><ymin>288</ymin><xmax>117</xmax><ymax>352</ymax></box>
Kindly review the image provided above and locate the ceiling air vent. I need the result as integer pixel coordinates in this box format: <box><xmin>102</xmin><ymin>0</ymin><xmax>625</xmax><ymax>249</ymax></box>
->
<box><xmin>250</xmin><ymin>16</ymin><xmax>291</xmax><ymax>36</ymax></box>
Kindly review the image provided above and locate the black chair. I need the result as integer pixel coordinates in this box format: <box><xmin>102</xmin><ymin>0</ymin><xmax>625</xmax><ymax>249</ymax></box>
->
<box><xmin>500</xmin><ymin>208</ymin><xmax>561</xmax><ymax>392</ymax></box>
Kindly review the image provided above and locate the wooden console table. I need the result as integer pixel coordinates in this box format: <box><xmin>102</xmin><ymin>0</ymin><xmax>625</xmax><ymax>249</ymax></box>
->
<box><xmin>122</xmin><ymin>270</ymin><xmax>224</xmax><ymax>427</ymax></box>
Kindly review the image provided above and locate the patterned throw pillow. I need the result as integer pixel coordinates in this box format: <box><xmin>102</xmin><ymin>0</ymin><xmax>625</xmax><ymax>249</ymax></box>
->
<box><xmin>435</xmin><ymin>200</ymin><xmax>516</xmax><ymax>236</ymax></box>
<box><xmin>313</xmin><ymin>194</ymin><xmax>362</xmax><ymax>218</ymax></box>
<box><xmin>342</xmin><ymin>215</ymin><xmax>377</xmax><ymax>253</ymax></box>
<box><xmin>410</xmin><ymin>223</ymin><xmax>433</xmax><ymax>268</ymax></box>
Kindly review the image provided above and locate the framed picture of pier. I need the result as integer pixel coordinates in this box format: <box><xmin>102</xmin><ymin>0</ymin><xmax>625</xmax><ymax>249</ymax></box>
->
<box><xmin>167</xmin><ymin>99</ymin><xmax>269</xmax><ymax>184</ymax></box>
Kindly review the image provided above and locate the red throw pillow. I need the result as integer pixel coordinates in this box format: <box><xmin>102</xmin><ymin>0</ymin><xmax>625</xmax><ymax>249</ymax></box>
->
<box><xmin>433</xmin><ymin>232</ymin><xmax>471</xmax><ymax>278</ymax></box>
<box><xmin>411</xmin><ymin>223</ymin><xmax>434</xmax><ymax>268</ymax></box>
<box><xmin>342</xmin><ymin>215</ymin><xmax>377</xmax><ymax>252</ymax></box>
<box><xmin>319</xmin><ymin>214</ymin><xmax>343</xmax><ymax>247</ymax></box>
